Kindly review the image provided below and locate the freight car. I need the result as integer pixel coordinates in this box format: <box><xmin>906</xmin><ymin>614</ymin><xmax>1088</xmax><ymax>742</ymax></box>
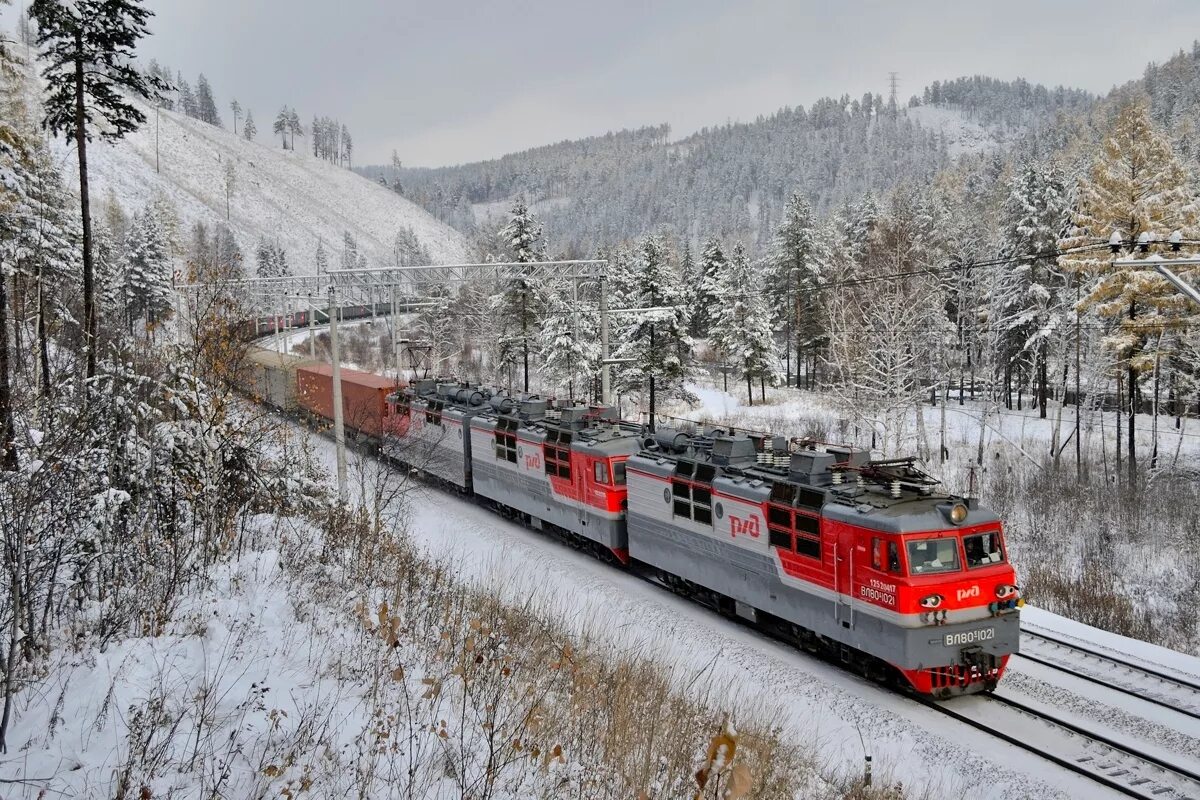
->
<box><xmin>237</xmin><ymin>343</ymin><xmax>1020</xmax><ymax>698</ymax></box>
<box><xmin>296</xmin><ymin>363</ymin><xmax>403</xmax><ymax>441</ymax></box>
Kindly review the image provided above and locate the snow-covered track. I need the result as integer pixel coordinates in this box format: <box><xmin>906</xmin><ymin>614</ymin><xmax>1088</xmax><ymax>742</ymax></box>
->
<box><xmin>927</xmin><ymin>692</ymin><xmax>1200</xmax><ymax>799</ymax></box>
<box><xmin>1019</xmin><ymin>630</ymin><xmax>1200</xmax><ymax>720</ymax></box>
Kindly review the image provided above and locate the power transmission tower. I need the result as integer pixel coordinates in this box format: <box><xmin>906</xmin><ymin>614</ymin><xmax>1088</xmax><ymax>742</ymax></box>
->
<box><xmin>888</xmin><ymin>72</ymin><xmax>900</xmax><ymax>115</ymax></box>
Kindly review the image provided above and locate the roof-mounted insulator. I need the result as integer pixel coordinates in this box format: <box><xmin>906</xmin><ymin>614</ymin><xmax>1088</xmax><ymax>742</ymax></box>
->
<box><xmin>832</xmin><ymin>471</ymin><xmax>844</xmax><ymax>485</ymax></box>
<box><xmin>890</xmin><ymin>479</ymin><xmax>901</xmax><ymax>498</ymax></box>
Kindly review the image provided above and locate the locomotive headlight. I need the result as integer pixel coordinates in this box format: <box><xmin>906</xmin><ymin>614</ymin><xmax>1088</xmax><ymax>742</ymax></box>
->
<box><xmin>995</xmin><ymin>584</ymin><xmax>1018</xmax><ymax>600</ymax></box>
<box><xmin>919</xmin><ymin>594</ymin><xmax>944</xmax><ymax>609</ymax></box>
<box><xmin>948</xmin><ymin>503</ymin><xmax>968</xmax><ymax>525</ymax></box>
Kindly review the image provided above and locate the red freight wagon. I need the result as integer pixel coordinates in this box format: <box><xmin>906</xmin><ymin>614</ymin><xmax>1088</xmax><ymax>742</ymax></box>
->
<box><xmin>295</xmin><ymin>364</ymin><xmax>402</xmax><ymax>439</ymax></box>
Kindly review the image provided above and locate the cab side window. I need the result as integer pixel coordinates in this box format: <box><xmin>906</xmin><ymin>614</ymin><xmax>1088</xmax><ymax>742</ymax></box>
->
<box><xmin>887</xmin><ymin>541</ymin><xmax>901</xmax><ymax>573</ymax></box>
<box><xmin>593</xmin><ymin>461</ymin><xmax>610</xmax><ymax>485</ymax></box>
<box><xmin>871</xmin><ymin>537</ymin><xmax>883</xmax><ymax>570</ymax></box>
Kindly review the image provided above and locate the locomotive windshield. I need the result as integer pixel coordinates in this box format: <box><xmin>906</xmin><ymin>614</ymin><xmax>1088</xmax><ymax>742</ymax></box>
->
<box><xmin>906</xmin><ymin>538</ymin><xmax>961</xmax><ymax>575</ymax></box>
<box><xmin>964</xmin><ymin>531</ymin><xmax>1005</xmax><ymax>568</ymax></box>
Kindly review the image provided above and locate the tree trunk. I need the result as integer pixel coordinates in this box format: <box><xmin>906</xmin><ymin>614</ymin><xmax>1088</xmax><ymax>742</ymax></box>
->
<box><xmin>1127</xmin><ymin>361</ymin><xmax>1137</xmax><ymax>485</ymax></box>
<box><xmin>1127</xmin><ymin>301</ymin><xmax>1137</xmax><ymax>485</ymax></box>
<box><xmin>647</xmin><ymin>325</ymin><xmax>656</xmax><ymax>432</ymax></box>
<box><xmin>0</xmin><ymin>264</ymin><xmax>16</xmax><ymax>472</ymax></box>
<box><xmin>521</xmin><ymin>284</ymin><xmax>529</xmax><ymax>394</ymax></box>
<box><xmin>37</xmin><ymin>263</ymin><xmax>50</xmax><ymax>398</ymax></box>
<box><xmin>760</xmin><ymin>376</ymin><xmax>766</xmax><ymax>404</ymax></box>
<box><xmin>74</xmin><ymin>38</ymin><xmax>96</xmax><ymax>380</ymax></box>
<box><xmin>746</xmin><ymin>371</ymin><xmax>752</xmax><ymax>406</ymax></box>
<box><xmin>1038</xmin><ymin>340</ymin><xmax>1048</xmax><ymax>419</ymax></box>
<box><xmin>1115</xmin><ymin>375</ymin><xmax>1122</xmax><ymax>482</ymax></box>
<box><xmin>784</xmin><ymin>317</ymin><xmax>791</xmax><ymax>385</ymax></box>
<box><xmin>1151</xmin><ymin>344</ymin><xmax>1161</xmax><ymax>471</ymax></box>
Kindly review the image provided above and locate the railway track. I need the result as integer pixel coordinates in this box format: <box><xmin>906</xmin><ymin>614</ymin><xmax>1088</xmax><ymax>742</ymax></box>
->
<box><xmin>928</xmin><ymin>692</ymin><xmax>1200</xmax><ymax>799</ymax></box>
<box><xmin>1018</xmin><ymin>628</ymin><xmax>1200</xmax><ymax>721</ymax></box>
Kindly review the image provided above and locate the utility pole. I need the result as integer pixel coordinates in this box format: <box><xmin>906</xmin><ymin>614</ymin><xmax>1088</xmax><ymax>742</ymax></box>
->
<box><xmin>328</xmin><ymin>285</ymin><xmax>347</xmax><ymax>500</ymax></box>
<box><xmin>600</xmin><ymin>273</ymin><xmax>611</xmax><ymax>405</ymax></box>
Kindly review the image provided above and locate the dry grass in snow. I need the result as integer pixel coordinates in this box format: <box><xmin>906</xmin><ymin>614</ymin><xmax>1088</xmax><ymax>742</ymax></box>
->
<box><xmin>4</xmin><ymin>462</ymin><xmax>919</xmax><ymax>799</ymax></box>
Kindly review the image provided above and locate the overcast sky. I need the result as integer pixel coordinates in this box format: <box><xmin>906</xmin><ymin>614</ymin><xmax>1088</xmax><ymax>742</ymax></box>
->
<box><xmin>12</xmin><ymin>0</ymin><xmax>1200</xmax><ymax>166</ymax></box>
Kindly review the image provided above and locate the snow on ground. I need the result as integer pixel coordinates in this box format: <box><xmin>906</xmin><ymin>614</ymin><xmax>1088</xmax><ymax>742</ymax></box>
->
<box><xmin>1022</xmin><ymin>606</ymin><xmax>1200</xmax><ymax>682</ymax></box>
<box><xmin>673</xmin><ymin>382</ymin><xmax>1200</xmax><ymax>469</ymax></box>
<box><xmin>46</xmin><ymin>91</ymin><xmax>473</xmax><ymax>273</ymax></box>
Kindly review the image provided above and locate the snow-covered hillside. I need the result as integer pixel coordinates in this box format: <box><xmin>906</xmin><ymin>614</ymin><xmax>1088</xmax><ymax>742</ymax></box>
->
<box><xmin>50</xmin><ymin>96</ymin><xmax>473</xmax><ymax>273</ymax></box>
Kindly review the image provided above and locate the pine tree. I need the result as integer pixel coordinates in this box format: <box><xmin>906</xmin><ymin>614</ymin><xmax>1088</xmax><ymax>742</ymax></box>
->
<box><xmin>287</xmin><ymin>107</ymin><xmax>303</xmax><ymax>150</ymax></box>
<box><xmin>772</xmin><ymin>192</ymin><xmax>830</xmax><ymax>388</ymax></box>
<box><xmin>212</xmin><ymin>223</ymin><xmax>242</xmax><ymax>279</ymax></box>
<box><xmin>392</xmin><ymin>226</ymin><xmax>430</xmax><ymax>267</ymax></box>
<box><xmin>538</xmin><ymin>290</ymin><xmax>600</xmax><ymax>399</ymax></box>
<box><xmin>274</xmin><ymin>243</ymin><xmax>290</xmax><ymax>277</ymax></box>
<box><xmin>230</xmin><ymin>98</ymin><xmax>241</xmax><ymax>134</ymax></box>
<box><xmin>708</xmin><ymin>243</ymin><xmax>781</xmax><ymax>403</ymax></box>
<box><xmin>341</xmin><ymin>124</ymin><xmax>352</xmax><ymax>168</ymax></box>
<box><xmin>694</xmin><ymin>236</ymin><xmax>726</xmax><ymax>336</ymax></box>
<box><xmin>256</xmin><ymin>239</ymin><xmax>273</xmax><ymax>277</ymax></box>
<box><xmin>273</xmin><ymin>107</ymin><xmax>289</xmax><ymax>149</ymax></box>
<box><xmin>195</xmin><ymin>73</ymin><xmax>220</xmax><ymax>126</ymax></box>
<box><xmin>1059</xmin><ymin>99</ymin><xmax>1200</xmax><ymax>481</ymax></box>
<box><xmin>31</xmin><ymin>0</ymin><xmax>164</xmax><ymax>378</ymax></box>
<box><xmin>999</xmin><ymin>161</ymin><xmax>1071</xmax><ymax>418</ymax></box>
<box><xmin>709</xmin><ymin>241</ymin><xmax>750</xmax><ymax>393</ymax></box>
<box><xmin>177</xmin><ymin>72</ymin><xmax>195</xmax><ymax>117</ymax></box>
<box><xmin>242</xmin><ymin>109</ymin><xmax>256</xmax><ymax>141</ymax></box>
<box><xmin>495</xmin><ymin>200</ymin><xmax>546</xmax><ymax>391</ymax></box>
<box><xmin>254</xmin><ymin>239</ymin><xmax>290</xmax><ymax>278</ymax></box>
<box><xmin>618</xmin><ymin>234</ymin><xmax>694</xmax><ymax>427</ymax></box>
<box><xmin>341</xmin><ymin>231</ymin><xmax>358</xmax><ymax>269</ymax></box>
<box><xmin>315</xmin><ymin>240</ymin><xmax>328</xmax><ymax>275</ymax></box>
<box><xmin>123</xmin><ymin>204</ymin><xmax>172</xmax><ymax>330</ymax></box>
<box><xmin>743</xmin><ymin>285</ymin><xmax>783</xmax><ymax>403</ymax></box>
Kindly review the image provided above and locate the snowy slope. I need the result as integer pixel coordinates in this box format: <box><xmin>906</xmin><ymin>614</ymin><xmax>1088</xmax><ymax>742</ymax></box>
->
<box><xmin>904</xmin><ymin>104</ymin><xmax>1008</xmax><ymax>157</ymax></box>
<box><xmin>49</xmin><ymin>96</ymin><xmax>472</xmax><ymax>273</ymax></box>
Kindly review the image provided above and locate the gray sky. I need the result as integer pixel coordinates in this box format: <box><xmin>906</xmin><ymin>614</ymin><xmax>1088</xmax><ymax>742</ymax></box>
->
<box><xmin>13</xmin><ymin>0</ymin><xmax>1200</xmax><ymax>166</ymax></box>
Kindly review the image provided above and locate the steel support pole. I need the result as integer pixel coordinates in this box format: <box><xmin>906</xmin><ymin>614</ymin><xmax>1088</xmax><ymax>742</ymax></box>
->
<box><xmin>329</xmin><ymin>285</ymin><xmax>348</xmax><ymax>500</ymax></box>
<box><xmin>600</xmin><ymin>274</ymin><xmax>611</xmax><ymax>406</ymax></box>
<box><xmin>278</xmin><ymin>292</ymin><xmax>286</xmax><ymax>354</ymax></box>
<box><xmin>308</xmin><ymin>295</ymin><xmax>316</xmax><ymax>359</ymax></box>
<box><xmin>1155</xmin><ymin>263</ymin><xmax>1200</xmax><ymax>307</ymax></box>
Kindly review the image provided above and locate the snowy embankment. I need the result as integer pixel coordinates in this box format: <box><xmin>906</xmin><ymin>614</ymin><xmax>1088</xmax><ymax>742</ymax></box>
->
<box><xmin>49</xmin><ymin>92</ymin><xmax>472</xmax><ymax>271</ymax></box>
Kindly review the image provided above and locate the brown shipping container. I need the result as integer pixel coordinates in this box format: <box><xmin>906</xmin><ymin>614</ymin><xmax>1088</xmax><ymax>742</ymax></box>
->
<box><xmin>296</xmin><ymin>364</ymin><xmax>399</xmax><ymax>439</ymax></box>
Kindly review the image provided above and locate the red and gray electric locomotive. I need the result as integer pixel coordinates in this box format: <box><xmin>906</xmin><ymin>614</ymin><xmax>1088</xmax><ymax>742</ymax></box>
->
<box><xmin>380</xmin><ymin>379</ymin><xmax>1020</xmax><ymax>696</ymax></box>
<box><xmin>624</xmin><ymin>428</ymin><xmax>1019</xmax><ymax>696</ymax></box>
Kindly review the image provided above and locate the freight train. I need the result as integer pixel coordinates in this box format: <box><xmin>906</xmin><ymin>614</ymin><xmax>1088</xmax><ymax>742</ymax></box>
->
<box><xmin>242</xmin><ymin>342</ymin><xmax>1021</xmax><ymax>698</ymax></box>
